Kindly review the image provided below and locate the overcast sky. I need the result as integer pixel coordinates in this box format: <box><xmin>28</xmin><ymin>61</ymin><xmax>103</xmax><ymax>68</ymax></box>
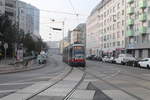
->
<box><xmin>20</xmin><ymin>0</ymin><xmax>101</xmax><ymax>41</ymax></box>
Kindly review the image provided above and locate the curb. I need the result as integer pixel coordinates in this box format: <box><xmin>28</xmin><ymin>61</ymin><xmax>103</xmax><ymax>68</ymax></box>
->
<box><xmin>0</xmin><ymin>64</ymin><xmax>46</xmax><ymax>74</ymax></box>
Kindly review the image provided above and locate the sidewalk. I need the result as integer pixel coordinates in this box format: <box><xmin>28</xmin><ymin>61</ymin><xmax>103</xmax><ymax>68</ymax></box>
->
<box><xmin>0</xmin><ymin>59</ymin><xmax>14</xmax><ymax>65</ymax></box>
<box><xmin>0</xmin><ymin>59</ymin><xmax>45</xmax><ymax>74</ymax></box>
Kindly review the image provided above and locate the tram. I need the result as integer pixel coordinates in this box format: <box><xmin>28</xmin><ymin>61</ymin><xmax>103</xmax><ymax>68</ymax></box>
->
<box><xmin>63</xmin><ymin>43</ymin><xmax>86</xmax><ymax>67</ymax></box>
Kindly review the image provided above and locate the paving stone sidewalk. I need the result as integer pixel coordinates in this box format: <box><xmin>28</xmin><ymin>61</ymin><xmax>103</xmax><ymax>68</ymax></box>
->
<box><xmin>0</xmin><ymin>59</ymin><xmax>45</xmax><ymax>74</ymax></box>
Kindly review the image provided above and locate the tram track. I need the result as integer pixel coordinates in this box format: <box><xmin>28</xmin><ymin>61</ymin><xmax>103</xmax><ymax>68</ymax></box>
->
<box><xmin>23</xmin><ymin>67</ymin><xmax>85</xmax><ymax>100</ymax></box>
<box><xmin>24</xmin><ymin>67</ymin><xmax>73</xmax><ymax>100</ymax></box>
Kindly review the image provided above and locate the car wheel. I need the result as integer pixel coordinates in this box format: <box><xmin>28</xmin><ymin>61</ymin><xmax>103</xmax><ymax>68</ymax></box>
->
<box><xmin>121</xmin><ymin>61</ymin><xmax>124</xmax><ymax>65</ymax></box>
<box><xmin>139</xmin><ymin>64</ymin><xmax>141</xmax><ymax>68</ymax></box>
<box><xmin>132</xmin><ymin>62</ymin><xmax>136</xmax><ymax>67</ymax></box>
<box><xmin>147</xmin><ymin>65</ymin><xmax>150</xmax><ymax>69</ymax></box>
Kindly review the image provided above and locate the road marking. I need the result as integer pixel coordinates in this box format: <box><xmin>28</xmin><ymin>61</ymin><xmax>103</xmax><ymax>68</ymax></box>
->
<box><xmin>103</xmin><ymin>90</ymin><xmax>137</xmax><ymax>100</ymax></box>
<box><xmin>103</xmin><ymin>70</ymin><xmax>121</xmax><ymax>79</ymax></box>
<box><xmin>0</xmin><ymin>82</ymin><xmax>34</xmax><ymax>86</ymax></box>
<box><xmin>0</xmin><ymin>90</ymin><xmax>19</xmax><ymax>93</ymax></box>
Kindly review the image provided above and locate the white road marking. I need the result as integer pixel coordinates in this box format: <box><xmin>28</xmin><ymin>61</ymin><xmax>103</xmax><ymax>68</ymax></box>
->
<box><xmin>0</xmin><ymin>82</ymin><xmax>35</xmax><ymax>86</ymax></box>
<box><xmin>0</xmin><ymin>90</ymin><xmax>19</xmax><ymax>93</ymax></box>
<box><xmin>103</xmin><ymin>70</ymin><xmax>121</xmax><ymax>79</ymax></box>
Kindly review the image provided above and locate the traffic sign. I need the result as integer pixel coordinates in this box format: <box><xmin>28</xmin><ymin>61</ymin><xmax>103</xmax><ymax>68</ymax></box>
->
<box><xmin>4</xmin><ymin>43</ymin><xmax>8</xmax><ymax>49</ymax></box>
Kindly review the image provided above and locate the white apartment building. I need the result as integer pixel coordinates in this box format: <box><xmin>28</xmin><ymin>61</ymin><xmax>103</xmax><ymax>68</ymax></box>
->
<box><xmin>86</xmin><ymin>4</ymin><xmax>100</xmax><ymax>56</ymax></box>
<box><xmin>0</xmin><ymin>0</ymin><xmax>5</xmax><ymax>15</ymax></box>
<box><xmin>86</xmin><ymin>0</ymin><xmax>126</xmax><ymax>57</ymax></box>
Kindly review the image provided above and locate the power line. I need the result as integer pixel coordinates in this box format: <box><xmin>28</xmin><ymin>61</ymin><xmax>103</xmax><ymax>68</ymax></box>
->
<box><xmin>68</xmin><ymin>0</ymin><xmax>76</xmax><ymax>14</ymax></box>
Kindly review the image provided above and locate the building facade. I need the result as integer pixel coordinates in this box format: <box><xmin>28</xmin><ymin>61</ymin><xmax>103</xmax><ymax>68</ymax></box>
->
<box><xmin>86</xmin><ymin>4</ymin><xmax>101</xmax><ymax>56</ymax></box>
<box><xmin>0</xmin><ymin>0</ymin><xmax>40</xmax><ymax>37</ymax></box>
<box><xmin>86</xmin><ymin>0</ymin><xmax>126</xmax><ymax>57</ymax></box>
<box><xmin>0</xmin><ymin>0</ymin><xmax>5</xmax><ymax>15</ymax></box>
<box><xmin>17</xmin><ymin>0</ymin><xmax>27</xmax><ymax>33</ymax></box>
<box><xmin>126</xmin><ymin>0</ymin><xmax>150</xmax><ymax>58</ymax></box>
<box><xmin>71</xmin><ymin>23</ymin><xmax>86</xmax><ymax>45</ymax></box>
<box><xmin>25</xmin><ymin>4</ymin><xmax>40</xmax><ymax>37</ymax></box>
<box><xmin>5</xmin><ymin>0</ymin><xmax>17</xmax><ymax>24</ymax></box>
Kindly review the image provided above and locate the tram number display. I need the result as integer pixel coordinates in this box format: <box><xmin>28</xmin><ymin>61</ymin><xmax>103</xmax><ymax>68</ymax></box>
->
<box><xmin>74</xmin><ymin>46</ymin><xmax>83</xmax><ymax>50</ymax></box>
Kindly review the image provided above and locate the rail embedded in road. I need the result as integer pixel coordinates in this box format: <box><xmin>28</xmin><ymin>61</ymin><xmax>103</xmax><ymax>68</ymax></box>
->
<box><xmin>1</xmin><ymin>67</ymin><xmax>87</xmax><ymax>100</ymax></box>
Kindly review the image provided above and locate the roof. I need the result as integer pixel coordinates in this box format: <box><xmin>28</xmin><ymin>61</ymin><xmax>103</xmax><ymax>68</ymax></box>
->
<box><xmin>89</xmin><ymin>0</ymin><xmax>111</xmax><ymax>16</ymax></box>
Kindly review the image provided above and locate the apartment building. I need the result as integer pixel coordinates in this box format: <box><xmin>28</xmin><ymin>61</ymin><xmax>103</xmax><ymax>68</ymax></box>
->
<box><xmin>5</xmin><ymin>0</ymin><xmax>17</xmax><ymax>23</ymax></box>
<box><xmin>0</xmin><ymin>0</ymin><xmax>5</xmax><ymax>15</ymax></box>
<box><xmin>0</xmin><ymin>0</ymin><xmax>40</xmax><ymax>38</ymax></box>
<box><xmin>26</xmin><ymin>4</ymin><xmax>40</xmax><ymax>38</ymax></box>
<box><xmin>126</xmin><ymin>0</ymin><xmax>150</xmax><ymax>58</ymax></box>
<box><xmin>86</xmin><ymin>5</ymin><xmax>100</xmax><ymax>56</ymax></box>
<box><xmin>86</xmin><ymin>0</ymin><xmax>126</xmax><ymax>57</ymax></box>
<box><xmin>17</xmin><ymin>1</ymin><xmax>27</xmax><ymax>33</ymax></box>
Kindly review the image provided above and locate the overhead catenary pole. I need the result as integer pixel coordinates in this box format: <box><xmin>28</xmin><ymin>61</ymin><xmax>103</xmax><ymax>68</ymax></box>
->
<box><xmin>62</xmin><ymin>21</ymin><xmax>65</xmax><ymax>54</ymax></box>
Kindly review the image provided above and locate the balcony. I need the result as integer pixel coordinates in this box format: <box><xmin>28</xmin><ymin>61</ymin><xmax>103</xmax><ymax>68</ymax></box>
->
<box><xmin>139</xmin><ymin>26</ymin><xmax>147</xmax><ymax>34</ymax></box>
<box><xmin>127</xmin><ymin>7</ymin><xmax>134</xmax><ymax>15</ymax></box>
<box><xmin>127</xmin><ymin>19</ymin><xmax>134</xmax><ymax>26</ymax></box>
<box><xmin>139</xmin><ymin>0</ymin><xmax>147</xmax><ymax>9</ymax></box>
<box><xmin>127</xmin><ymin>30</ymin><xmax>134</xmax><ymax>37</ymax></box>
<box><xmin>127</xmin><ymin>0</ymin><xmax>134</xmax><ymax>4</ymax></box>
<box><xmin>139</xmin><ymin>13</ymin><xmax>147</xmax><ymax>22</ymax></box>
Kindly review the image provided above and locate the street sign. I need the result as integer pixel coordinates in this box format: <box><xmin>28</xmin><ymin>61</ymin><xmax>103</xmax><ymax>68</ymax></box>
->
<box><xmin>4</xmin><ymin>43</ymin><xmax>8</xmax><ymax>49</ymax></box>
<box><xmin>4</xmin><ymin>43</ymin><xmax>8</xmax><ymax>61</ymax></box>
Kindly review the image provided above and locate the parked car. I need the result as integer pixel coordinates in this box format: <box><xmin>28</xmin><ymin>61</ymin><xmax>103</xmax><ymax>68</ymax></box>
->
<box><xmin>102</xmin><ymin>56</ymin><xmax>109</xmax><ymax>62</ymax></box>
<box><xmin>115</xmin><ymin>54</ymin><xmax>136</xmax><ymax>65</ymax></box>
<box><xmin>108</xmin><ymin>57</ymin><xmax>116</xmax><ymax>63</ymax></box>
<box><xmin>37</xmin><ymin>54</ymin><xmax>47</xmax><ymax>64</ymax></box>
<box><xmin>88</xmin><ymin>55</ymin><xmax>95</xmax><ymax>60</ymax></box>
<box><xmin>138</xmin><ymin>58</ymin><xmax>150</xmax><ymax>68</ymax></box>
<box><xmin>92</xmin><ymin>55</ymin><xmax>98</xmax><ymax>60</ymax></box>
<box><xmin>97</xmin><ymin>56</ymin><xmax>102</xmax><ymax>61</ymax></box>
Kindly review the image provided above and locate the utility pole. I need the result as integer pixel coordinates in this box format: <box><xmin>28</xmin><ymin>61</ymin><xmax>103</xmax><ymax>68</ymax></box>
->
<box><xmin>62</xmin><ymin>21</ymin><xmax>65</xmax><ymax>53</ymax></box>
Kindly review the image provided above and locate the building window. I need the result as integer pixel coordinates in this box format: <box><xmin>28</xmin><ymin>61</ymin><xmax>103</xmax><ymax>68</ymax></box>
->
<box><xmin>139</xmin><ymin>50</ymin><xmax>143</xmax><ymax>58</ymax></box>
<box><xmin>113</xmin><ymin>42</ymin><xmax>116</xmax><ymax>46</ymax></box>
<box><xmin>117</xmin><ymin>32</ymin><xmax>120</xmax><ymax>38</ymax></box>
<box><xmin>122</xmin><ymin>40</ymin><xmax>124</xmax><ymax>46</ymax></box>
<box><xmin>148</xmin><ymin>49</ymin><xmax>150</xmax><ymax>58</ymax></box>
<box><xmin>122</xmin><ymin>20</ymin><xmax>124</xmax><ymax>26</ymax></box>
<box><xmin>122</xmin><ymin>0</ymin><xmax>124</xmax><ymax>5</ymax></box>
<box><xmin>117</xmin><ymin>41</ymin><xmax>120</xmax><ymax>46</ymax></box>
<box><xmin>104</xmin><ymin>43</ymin><xmax>107</xmax><ymax>48</ymax></box>
<box><xmin>117</xmin><ymin>3</ymin><xmax>120</xmax><ymax>9</ymax></box>
<box><xmin>122</xmin><ymin>30</ymin><xmax>124</xmax><ymax>36</ymax></box>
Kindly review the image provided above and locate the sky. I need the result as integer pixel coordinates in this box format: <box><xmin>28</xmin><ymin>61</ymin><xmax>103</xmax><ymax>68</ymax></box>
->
<box><xmin>20</xmin><ymin>0</ymin><xmax>101</xmax><ymax>41</ymax></box>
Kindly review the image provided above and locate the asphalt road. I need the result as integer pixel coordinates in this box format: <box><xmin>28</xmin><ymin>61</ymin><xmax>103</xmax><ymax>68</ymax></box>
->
<box><xmin>0</xmin><ymin>55</ymin><xmax>66</xmax><ymax>98</ymax></box>
<box><xmin>1</xmin><ymin>56</ymin><xmax>150</xmax><ymax>99</ymax></box>
<box><xmin>86</xmin><ymin>60</ymin><xmax>150</xmax><ymax>100</ymax></box>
